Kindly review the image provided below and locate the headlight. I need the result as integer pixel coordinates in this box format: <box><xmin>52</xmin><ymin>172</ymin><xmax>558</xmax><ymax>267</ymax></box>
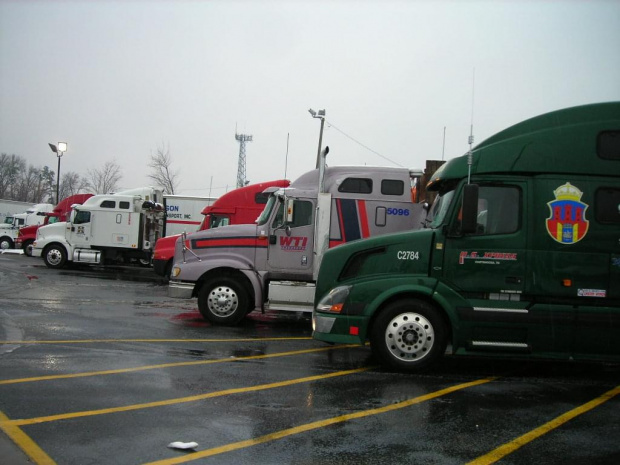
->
<box><xmin>171</xmin><ymin>266</ymin><xmax>181</xmax><ymax>278</ymax></box>
<box><xmin>316</xmin><ymin>285</ymin><xmax>352</xmax><ymax>314</ymax></box>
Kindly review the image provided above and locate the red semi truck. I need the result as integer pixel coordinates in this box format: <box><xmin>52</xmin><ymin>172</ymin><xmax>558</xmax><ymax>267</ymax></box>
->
<box><xmin>152</xmin><ymin>180</ymin><xmax>290</xmax><ymax>277</ymax></box>
<box><xmin>16</xmin><ymin>194</ymin><xmax>93</xmax><ymax>256</ymax></box>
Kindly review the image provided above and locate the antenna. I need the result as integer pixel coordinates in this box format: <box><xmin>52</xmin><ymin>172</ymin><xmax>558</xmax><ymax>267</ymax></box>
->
<box><xmin>235</xmin><ymin>131</ymin><xmax>253</xmax><ymax>188</ymax></box>
<box><xmin>467</xmin><ymin>68</ymin><xmax>475</xmax><ymax>184</ymax></box>
<box><xmin>442</xmin><ymin>126</ymin><xmax>446</xmax><ymax>161</ymax></box>
<box><xmin>284</xmin><ymin>133</ymin><xmax>289</xmax><ymax>179</ymax></box>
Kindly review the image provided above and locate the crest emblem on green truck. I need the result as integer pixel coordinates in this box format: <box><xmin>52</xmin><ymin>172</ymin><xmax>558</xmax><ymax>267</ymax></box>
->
<box><xmin>546</xmin><ymin>182</ymin><xmax>589</xmax><ymax>244</ymax></box>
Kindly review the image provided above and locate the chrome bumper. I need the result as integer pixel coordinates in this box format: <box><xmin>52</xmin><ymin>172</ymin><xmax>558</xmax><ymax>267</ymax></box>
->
<box><xmin>168</xmin><ymin>281</ymin><xmax>195</xmax><ymax>299</ymax></box>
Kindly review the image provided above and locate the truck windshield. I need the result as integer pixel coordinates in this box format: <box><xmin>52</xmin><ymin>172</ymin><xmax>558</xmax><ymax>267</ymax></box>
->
<box><xmin>256</xmin><ymin>195</ymin><xmax>279</xmax><ymax>225</ymax></box>
<box><xmin>428</xmin><ymin>189</ymin><xmax>455</xmax><ymax>229</ymax></box>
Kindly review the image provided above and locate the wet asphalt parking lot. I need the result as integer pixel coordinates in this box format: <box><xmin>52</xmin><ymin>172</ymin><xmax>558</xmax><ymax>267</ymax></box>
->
<box><xmin>1</xmin><ymin>251</ymin><xmax>619</xmax><ymax>465</ymax></box>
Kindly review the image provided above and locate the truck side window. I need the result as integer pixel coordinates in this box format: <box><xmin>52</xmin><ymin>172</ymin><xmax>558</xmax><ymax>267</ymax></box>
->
<box><xmin>289</xmin><ymin>200</ymin><xmax>313</xmax><ymax>227</ymax></box>
<box><xmin>338</xmin><ymin>178</ymin><xmax>372</xmax><ymax>194</ymax></box>
<box><xmin>255</xmin><ymin>193</ymin><xmax>269</xmax><ymax>204</ymax></box>
<box><xmin>100</xmin><ymin>200</ymin><xmax>115</xmax><ymax>208</ymax></box>
<box><xmin>454</xmin><ymin>185</ymin><xmax>520</xmax><ymax>236</ymax></box>
<box><xmin>597</xmin><ymin>130</ymin><xmax>620</xmax><ymax>160</ymax></box>
<box><xmin>381</xmin><ymin>179</ymin><xmax>404</xmax><ymax>196</ymax></box>
<box><xmin>272</xmin><ymin>200</ymin><xmax>313</xmax><ymax>228</ymax></box>
<box><xmin>209</xmin><ymin>215</ymin><xmax>230</xmax><ymax>228</ymax></box>
<box><xmin>476</xmin><ymin>186</ymin><xmax>520</xmax><ymax>235</ymax></box>
<box><xmin>119</xmin><ymin>201</ymin><xmax>130</xmax><ymax>209</ymax></box>
<box><xmin>596</xmin><ymin>187</ymin><xmax>620</xmax><ymax>224</ymax></box>
<box><xmin>74</xmin><ymin>211</ymin><xmax>91</xmax><ymax>225</ymax></box>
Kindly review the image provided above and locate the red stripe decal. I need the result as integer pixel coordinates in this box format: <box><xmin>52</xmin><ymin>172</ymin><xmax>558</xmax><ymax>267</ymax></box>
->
<box><xmin>193</xmin><ymin>237</ymin><xmax>267</xmax><ymax>249</ymax></box>
<box><xmin>167</xmin><ymin>220</ymin><xmax>201</xmax><ymax>225</ymax></box>
<box><xmin>336</xmin><ymin>199</ymin><xmax>345</xmax><ymax>246</ymax></box>
<box><xmin>357</xmin><ymin>200</ymin><xmax>370</xmax><ymax>238</ymax></box>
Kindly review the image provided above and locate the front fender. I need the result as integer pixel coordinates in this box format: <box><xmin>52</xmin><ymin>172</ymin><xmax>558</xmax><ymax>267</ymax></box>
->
<box><xmin>345</xmin><ymin>275</ymin><xmax>439</xmax><ymax>340</ymax></box>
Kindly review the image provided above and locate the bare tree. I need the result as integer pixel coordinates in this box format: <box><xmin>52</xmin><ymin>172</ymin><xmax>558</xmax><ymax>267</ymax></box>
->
<box><xmin>59</xmin><ymin>171</ymin><xmax>90</xmax><ymax>199</ymax></box>
<box><xmin>0</xmin><ymin>153</ymin><xmax>24</xmax><ymax>199</ymax></box>
<box><xmin>14</xmin><ymin>165</ymin><xmax>41</xmax><ymax>202</ymax></box>
<box><xmin>39</xmin><ymin>166</ymin><xmax>56</xmax><ymax>203</ymax></box>
<box><xmin>87</xmin><ymin>161</ymin><xmax>122</xmax><ymax>194</ymax></box>
<box><xmin>148</xmin><ymin>143</ymin><xmax>179</xmax><ymax>194</ymax></box>
<box><xmin>0</xmin><ymin>154</ymin><xmax>57</xmax><ymax>202</ymax></box>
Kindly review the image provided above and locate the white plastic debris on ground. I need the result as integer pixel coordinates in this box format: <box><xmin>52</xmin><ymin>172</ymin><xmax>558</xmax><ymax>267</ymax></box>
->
<box><xmin>167</xmin><ymin>442</ymin><xmax>198</xmax><ymax>450</ymax></box>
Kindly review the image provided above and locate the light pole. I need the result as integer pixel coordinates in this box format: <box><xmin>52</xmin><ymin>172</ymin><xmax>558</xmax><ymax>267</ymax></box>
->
<box><xmin>308</xmin><ymin>109</ymin><xmax>325</xmax><ymax>169</ymax></box>
<box><xmin>48</xmin><ymin>142</ymin><xmax>67</xmax><ymax>204</ymax></box>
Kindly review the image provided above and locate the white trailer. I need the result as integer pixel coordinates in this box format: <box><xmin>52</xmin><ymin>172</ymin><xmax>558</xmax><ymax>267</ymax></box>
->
<box><xmin>163</xmin><ymin>194</ymin><xmax>216</xmax><ymax>236</ymax></box>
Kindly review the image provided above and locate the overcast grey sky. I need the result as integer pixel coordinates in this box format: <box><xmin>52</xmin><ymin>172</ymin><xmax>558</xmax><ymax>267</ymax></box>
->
<box><xmin>1</xmin><ymin>0</ymin><xmax>619</xmax><ymax>197</ymax></box>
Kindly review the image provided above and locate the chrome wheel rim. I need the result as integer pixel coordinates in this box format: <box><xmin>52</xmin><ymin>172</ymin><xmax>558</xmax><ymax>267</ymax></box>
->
<box><xmin>46</xmin><ymin>249</ymin><xmax>63</xmax><ymax>266</ymax></box>
<box><xmin>385</xmin><ymin>312</ymin><xmax>435</xmax><ymax>362</ymax></box>
<box><xmin>207</xmin><ymin>286</ymin><xmax>239</xmax><ymax>318</ymax></box>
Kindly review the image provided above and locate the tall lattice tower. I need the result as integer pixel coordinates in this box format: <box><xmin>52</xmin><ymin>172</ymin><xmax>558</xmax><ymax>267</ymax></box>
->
<box><xmin>235</xmin><ymin>132</ymin><xmax>253</xmax><ymax>188</ymax></box>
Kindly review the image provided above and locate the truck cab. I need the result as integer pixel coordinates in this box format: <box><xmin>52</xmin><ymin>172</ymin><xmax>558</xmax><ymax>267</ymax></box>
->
<box><xmin>32</xmin><ymin>188</ymin><xmax>165</xmax><ymax>269</ymax></box>
<box><xmin>16</xmin><ymin>194</ymin><xmax>93</xmax><ymax>256</ymax></box>
<box><xmin>12</xmin><ymin>203</ymin><xmax>54</xmax><ymax>228</ymax></box>
<box><xmin>312</xmin><ymin>102</ymin><xmax>620</xmax><ymax>371</ymax></box>
<box><xmin>169</xmin><ymin>151</ymin><xmax>426</xmax><ymax>326</ymax></box>
<box><xmin>152</xmin><ymin>180</ymin><xmax>290</xmax><ymax>277</ymax></box>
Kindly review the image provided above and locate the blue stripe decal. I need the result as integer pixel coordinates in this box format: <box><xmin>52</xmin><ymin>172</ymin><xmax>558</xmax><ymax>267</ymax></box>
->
<box><xmin>340</xmin><ymin>199</ymin><xmax>361</xmax><ymax>242</ymax></box>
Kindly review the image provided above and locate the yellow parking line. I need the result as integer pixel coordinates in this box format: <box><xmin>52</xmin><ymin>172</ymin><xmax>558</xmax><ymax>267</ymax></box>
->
<box><xmin>0</xmin><ymin>344</ymin><xmax>356</xmax><ymax>385</ymax></box>
<box><xmin>9</xmin><ymin>367</ymin><xmax>373</xmax><ymax>426</ymax></box>
<box><xmin>468</xmin><ymin>384</ymin><xmax>620</xmax><ymax>465</ymax></box>
<box><xmin>0</xmin><ymin>337</ymin><xmax>312</xmax><ymax>344</ymax></box>
<box><xmin>0</xmin><ymin>410</ymin><xmax>56</xmax><ymax>465</ymax></box>
<box><xmin>142</xmin><ymin>377</ymin><xmax>497</xmax><ymax>465</ymax></box>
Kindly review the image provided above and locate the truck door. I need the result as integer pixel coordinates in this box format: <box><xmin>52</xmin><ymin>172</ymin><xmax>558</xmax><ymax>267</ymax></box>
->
<box><xmin>442</xmin><ymin>181</ymin><xmax>564</xmax><ymax>354</ymax></box>
<box><xmin>69</xmin><ymin>209</ymin><xmax>93</xmax><ymax>248</ymax></box>
<box><xmin>266</xmin><ymin>198</ymin><xmax>315</xmax><ymax>278</ymax></box>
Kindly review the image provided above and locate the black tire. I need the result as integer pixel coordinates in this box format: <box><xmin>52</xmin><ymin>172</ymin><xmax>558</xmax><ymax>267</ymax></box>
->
<box><xmin>42</xmin><ymin>244</ymin><xmax>68</xmax><ymax>269</ymax></box>
<box><xmin>23</xmin><ymin>240</ymin><xmax>34</xmax><ymax>257</ymax></box>
<box><xmin>370</xmin><ymin>298</ymin><xmax>447</xmax><ymax>372</ymax></box>
<box><xmin>0</xmin><ymin>236</ymin><xmax>14</xmax><ymax>250</ymax></box>
<box><xmin>197</xmin><ymin>277</ymin><xmax>251</xmax><ymax>326</ymax></box>
<box><xmin>164</xmin><ymin>261</ymin><xmax>173</xmax><ymax>280</ymax></box>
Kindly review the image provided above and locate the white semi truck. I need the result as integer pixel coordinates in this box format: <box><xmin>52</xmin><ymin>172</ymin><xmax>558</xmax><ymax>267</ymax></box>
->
<box><xmin>12</xmin><ymin>203</ymin><xmax>54</xmax><ymax>227</ymax></box>
<box><xmin>0</xmin><ymin>201</ymin><xmax>54</xmax><ymax>250</ymax></box>
<box><xmin>32</xmin><ymin>187</ymin><xmax>166</xmax><ymax>269</ymax></box>
<box><xmin>168</xmin><ymin>148</ymin><xmax>427</xmax><ymax>325</ymax></box>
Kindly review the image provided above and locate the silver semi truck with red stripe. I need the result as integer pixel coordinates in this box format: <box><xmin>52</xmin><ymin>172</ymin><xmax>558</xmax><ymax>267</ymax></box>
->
<box><xmin>169</xmin><ymin>148</ymin><xmax>426</xmax><ymax>325</ymax></box>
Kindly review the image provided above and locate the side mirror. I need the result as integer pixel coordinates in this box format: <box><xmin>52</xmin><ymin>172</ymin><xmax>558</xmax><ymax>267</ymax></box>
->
<box><xmin>460</xmin><ymin>184</ymin><xmax>479</xmax><ymax>234</ymax></box>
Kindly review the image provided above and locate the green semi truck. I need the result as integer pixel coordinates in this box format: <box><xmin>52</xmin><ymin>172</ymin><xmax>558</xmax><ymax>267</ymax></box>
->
<box><xmin>312</xmin><ymin>102</ymin><xmax>620</xmax><ymax>371</ymax></box>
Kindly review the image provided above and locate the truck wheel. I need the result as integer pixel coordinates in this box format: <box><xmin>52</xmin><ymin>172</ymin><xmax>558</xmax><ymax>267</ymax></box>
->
<box><xmin>198</xmin><ymin>277</ymin><xmax>250</xmax><ymax>326</ymax></box>
<box><xmin>23</xmin><ymin>240</ymin><xmax>34</xmax><ymax>257</ymax></box>
<box><xmin>370</xmin><ymin>298</ymin><xmax>447</xmax><ymax>372</ymax></box>
<box><xmin>0</xmin><ymin>236</ymin><xmax>13</xmax><ymax>250</ymax></box>
<box><xmin>43</xmin><ymin>245</ymin><xmax>67</xmax><ymax>269</ymax></box>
